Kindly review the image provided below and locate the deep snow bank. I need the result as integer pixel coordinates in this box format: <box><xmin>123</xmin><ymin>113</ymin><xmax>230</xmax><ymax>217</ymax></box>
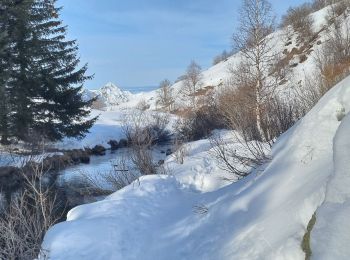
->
<box><xmin>311</xmin><ymin>112</ymin><xmax>350</xmax><ymax>260</ymax></box>
<box><xmin>41</xmin><ymin>75</ymin><xmax>350</xmax><ymax>259</ymax></box>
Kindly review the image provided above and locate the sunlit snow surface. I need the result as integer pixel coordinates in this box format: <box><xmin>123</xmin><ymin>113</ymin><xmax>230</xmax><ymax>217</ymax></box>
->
<box><xmin>39</xmin><ymin>6</ymin><xmax>350</xmax><ymax>259</ymax></box>
<box><xmin>42</xmin><ymin>73</ymin><xmax>350</xmax><ymax>259</ymax></box>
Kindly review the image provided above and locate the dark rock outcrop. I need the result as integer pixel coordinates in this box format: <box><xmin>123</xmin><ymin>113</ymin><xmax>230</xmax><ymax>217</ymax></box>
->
<box><xmin>166</xmin><ymin>149</ymin><xmax>172</xmax><ymax>156</ymax></box>
<box><xmin>91</xmin><ymin>145</ymin><xmax>106</xmax><ymax>156</ymax></box>
<box><xmin>108</xmin><ymin>140</ymin><xmax>119</xmax><ymax>150</ymax></box>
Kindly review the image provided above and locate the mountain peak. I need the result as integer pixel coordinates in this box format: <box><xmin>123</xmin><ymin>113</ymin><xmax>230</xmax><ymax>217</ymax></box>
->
<box><xmin>102</xmin><ymin>82</ymin><xmax>119</xmax><ymax>89</ymax></box>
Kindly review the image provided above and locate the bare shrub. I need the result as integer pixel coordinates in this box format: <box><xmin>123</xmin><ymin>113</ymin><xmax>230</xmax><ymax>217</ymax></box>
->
<box><xmin>327</xmin><ymin>0</ymin><xmax>350</xmax><ymax>21</ymax></box>
<box><xmin>218</xmin><ymin>81</ymin><xmax>300</xmax><ymax>144</ymax></box>
<box><xmin>209</xmin><ymin>132</ymin><xmax>271</xmax><ymax>180</ymax></box>
<box><xmin>123</xmin><ymin>111</ymin><xmax>171</xmax><ymax>175</ymax></box>
<box><xmin>0</xmin><ymin>159</ymin><xmax>63</xmax><ymax>260</ymax></box>
<box><xmin>281</xmin><ymin>3</ymin><xmax>314</xmax><ymax>40</ymax></box>
<box><xmin>81</xmin><ymin>156</ymin><xmax>140</xmax><ymax>195</ymax></box>
<box><xmin>313</xmin><ymin>9</ymin><xmax>350</xmax><ymax>94</ymax></box>
<box><xmin>124</xmin><ymin>110</ymin><xmax>171</xmax><ymax>146</ymax></box>
<box><xmin>261</xmin><ymin>97</ymin><xmax>302</xmax><ymax>139</ymax></box>
<box><xmin>294</xmin><ymin>74</ymin><xmax>326</xmax><ymax>111</ymax></box>
<box><xmin>175</xmin><ymin>93</ymin><xmax>226</xmax><ymax>142</ymax></box>
<box><xmin>173</xmin><ymin>139</ymin><xmax>189</xmax><ymax>165</ymax></box>
<box><xmin>136</xmin><ymin>99</ymin><xmax>150</xmax><ymax>111</ymax></box>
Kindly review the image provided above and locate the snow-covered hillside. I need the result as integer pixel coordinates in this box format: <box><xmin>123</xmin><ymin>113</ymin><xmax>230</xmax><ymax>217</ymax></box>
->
<box><xmin>36</xmin><ymin>5</ymin><xmax>350</xmax><ymax>260</ymax></box>
<box><xmin>42</xmin><ymin>71</ymin><xmax>350</xmax><ymax>260</ymax></box>
<box><xmin>85</xmin><ymin>6</ymin><xmax>332</xmax><ymax>112</ymax></box>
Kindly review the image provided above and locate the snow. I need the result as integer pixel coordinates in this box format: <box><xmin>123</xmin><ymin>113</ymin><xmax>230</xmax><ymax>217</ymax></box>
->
<box><xmin>82</xmin><ymin>82</ymin><xmax>132</xmax><ymax>108</ymax></box>
<box><xmin>37</xmin><ymin>6</ymin><xmax>350</xmax><ymax>259</ymax></box>
<box><xmin>311</xmin><ymin>111</ymin><xmax>350</xmax><ymax>260</ymax></box>
<box><xmin>56</xmin><ymin>109</ymin><xmax>126</xmax><ymax>149</ymax></box>
<box><xmin>41</xmin><ymin>69</ymin><xmax>350</xmax><ymax>259</ymax></box>
<box><xmin>310</xmin><ymin>6</ymin><xmax>331</xmax><ymax>32</ymax></box>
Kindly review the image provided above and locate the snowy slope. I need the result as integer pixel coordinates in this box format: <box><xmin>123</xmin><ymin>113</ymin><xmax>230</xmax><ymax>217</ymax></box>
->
<box><xmin>112</xmin><ymin>6</ymin><xmax>331</xmax><ymax>110</ymax></box>
<box><xmin>42</xmin><ymin>72</ymin><xmax>350</xmax><ymax>259</ymax></box>
<box><xmin>56</xmin><ymin>109</ymin><xmax>126</xmax><ymax>149</ymax></box>
<box><xmin>77</xmin><ymin>6</ymin><xmax>332</xmax><ymax>113</ymax></box>
<box><xmin>311</xmin><ymin>109</ymin><xmax>350</xmax><ymax>259</ymax></box>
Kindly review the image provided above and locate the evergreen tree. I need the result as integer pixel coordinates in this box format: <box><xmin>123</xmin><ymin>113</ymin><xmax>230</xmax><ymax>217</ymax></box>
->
<box><xmin>0</xmin><ymin>1</ymin><xmax>12</xmax><ymax>144</ymax></box>
<box><xmin>0</xmin><ymin>0</ymin><xmax>97</xmax><ymax>142</ymax></box>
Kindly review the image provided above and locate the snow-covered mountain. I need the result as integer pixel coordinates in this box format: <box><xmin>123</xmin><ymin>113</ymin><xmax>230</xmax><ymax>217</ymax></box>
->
<box><xmin>82</xmin><ymin>82</ymin><xmax>132</xmax><ymax>109</ymax></box>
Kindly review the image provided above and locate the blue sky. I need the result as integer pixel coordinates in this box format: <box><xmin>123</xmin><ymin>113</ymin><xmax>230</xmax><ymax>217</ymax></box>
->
<box><xmin>57</xmin><ymin>0</ymin><xmax>306</xmax><ymax>90</ymax></box>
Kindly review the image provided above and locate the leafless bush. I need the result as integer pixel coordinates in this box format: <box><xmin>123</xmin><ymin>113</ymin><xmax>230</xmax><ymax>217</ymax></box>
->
<box><xmin>175</xmin><ymin>92</ymin><xmax>226</xmax><ymax>142</ymax></box>
<box><xmin>311</xmin><ymin>0</ymin><xmax>329</xmax><ymax>11</ymax></box>
<box><xmin>209</xmin><ymin>133</ymin><xmax>271</xmax><ymax>180</ymax></box>
<box><xmin>261</xmin><ymin>97</ymin><xmax>302</xmax><ymax>140</ymax></box>
<box><xmin>81</xmin><ymin>156</ymin><xmax>140</xmax><ymax>195</ymax></box>
<box><xmin>123</xmin><ymin>111</ymin><xmax>170</xmax><ymax>175</ymax></box>
<box><xmin>131</xmin><ymin>144</ymin><xmax>157</xmax><ymax>176</ymax></box>
<box><xmin>173</xmin><ymin>139</ymin><xmax>189</xmax><ymax>165</ymax></box>
<box><xmin>327</xmin><ymin>0</ymin><xmax>350</xmax><ymax>21</ymax></box>
<box><xmin>124</xmin><ymin>110</ymin><xmax>171</xmax><ymax>146</ymax></box>
<box><xmin>281</xmin><ymin>3</ymin><xmax>314</xmax><ymax>40</ymax></box>
<box><xmin>136</xmin><ymin>99</ymin><xmax>150</xmax><ymax>111</ymax></box>
<box><xmin>157</xmin><ymin>162</ymin><xmax>174</xmax><ymax>175</ymax></box>
<box><xmin>0</xmin><ymin>159</ymin><xmax>63</xmax><ymax>260</ymax></box>
<box><xmin>218</xmin><ymin>75</ymin><xmax>300</xmax><ymax>143</ymax></box>
<box><xmin>313</xmin><ymin>10</ymin><xmax>350</xmax><ymax>94</ymax></box>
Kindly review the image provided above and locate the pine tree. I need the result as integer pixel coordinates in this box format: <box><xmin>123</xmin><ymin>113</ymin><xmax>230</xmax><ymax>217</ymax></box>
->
<box><xmin>1</xmin><ymin>0</ymin><xmax>97</xmax><ymax>142</ymax></box>
<box><xmin>0</xmin><ymin>0</ymin><xmax>12</xmax><ymax>144</ymax></box>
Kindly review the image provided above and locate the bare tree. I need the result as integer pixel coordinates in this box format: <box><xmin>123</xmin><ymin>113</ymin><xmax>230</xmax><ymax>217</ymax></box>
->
<box><xmin>232</xmin><ymin>0</ymin><xmax>276</xmax><ymax>142</ymax></box>
<box><xmin>157</xmin><ymin>79</ymin><xmax>174</xmax><ymax>111</ymax></box>
<box><xmin>181</xmin><ymin>60</ymin><xmax>202</xmax><ymax>109</ymax></box>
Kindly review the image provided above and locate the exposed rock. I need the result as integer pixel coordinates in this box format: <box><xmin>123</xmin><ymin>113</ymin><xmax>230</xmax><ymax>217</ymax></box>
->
<box><xmin>108</xmin><ymin>140</ymin><xmax>119</xmax><ymax>150</ymax></box>
<box><xmin>91</xmin><ymin>145</ymin><xmax>106</xmax><ymax>156</ymax></box>
<box><xmin>166</xmin><ymin>149</ymin><xmax>172</xmax><ymax>156</ymax></box>
<box><xmin>65</xmin><ymin>149</ymin><xmax>90</xmax><ymax>164</ymax></box>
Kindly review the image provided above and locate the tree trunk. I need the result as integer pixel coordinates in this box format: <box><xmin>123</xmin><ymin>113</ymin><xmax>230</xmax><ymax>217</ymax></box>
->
<box><xmin>255</xmin><ymin>82</ymin><xmax>266</xmax><ymax>142</ymax></box>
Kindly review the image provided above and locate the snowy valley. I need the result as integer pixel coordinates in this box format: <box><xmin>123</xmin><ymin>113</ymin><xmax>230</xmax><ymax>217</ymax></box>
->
<box><xmin>1</xmin><ymin>0</ymin><xmax>350</xmax><ymax>260</ymax></box>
